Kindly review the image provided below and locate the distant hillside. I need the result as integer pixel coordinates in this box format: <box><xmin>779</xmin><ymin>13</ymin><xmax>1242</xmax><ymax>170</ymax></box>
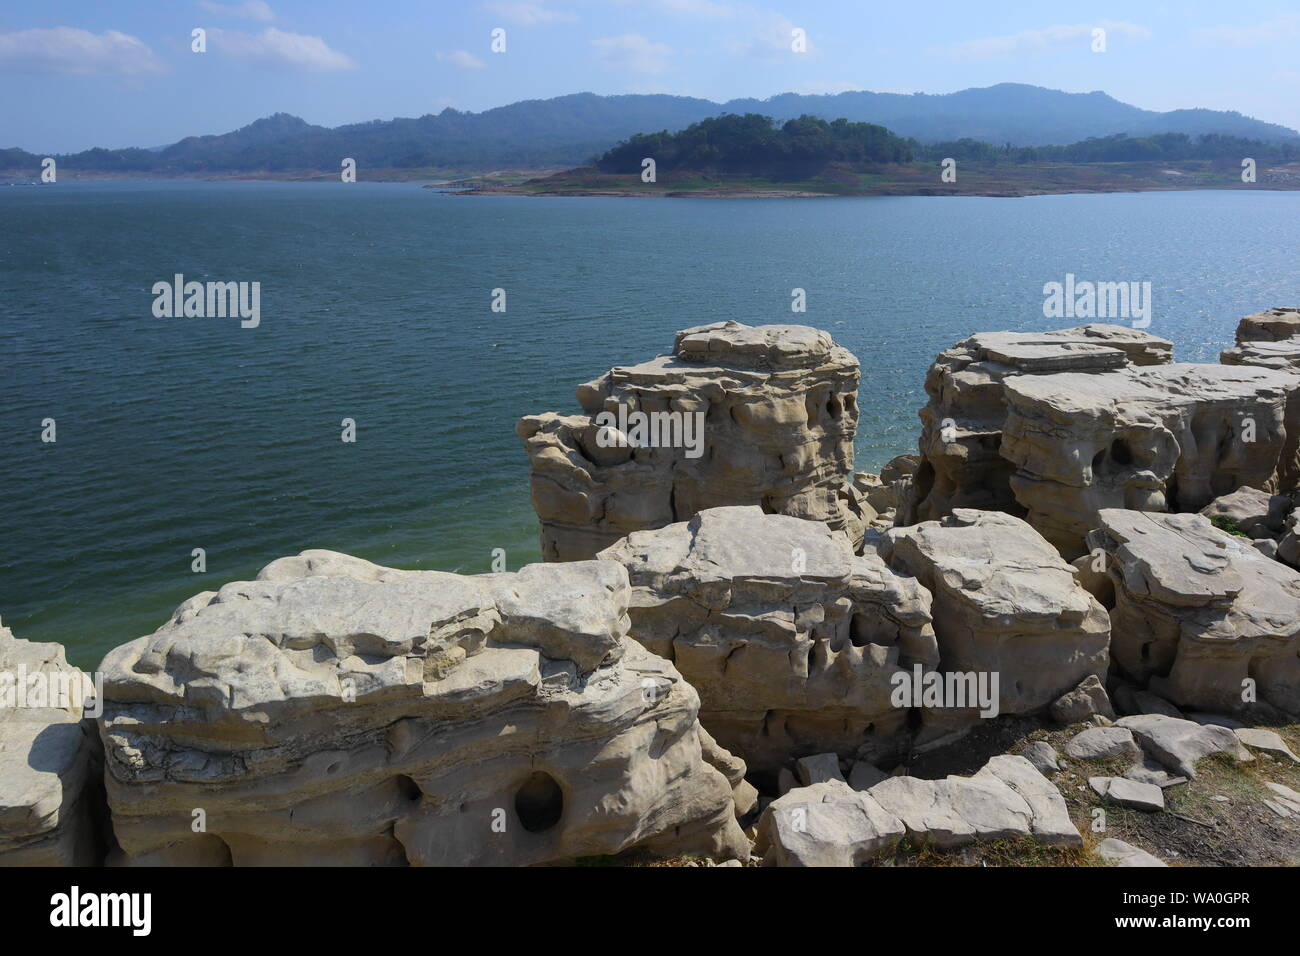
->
<box><xmin>2</xmin><ymin>84</ymin><xmax>1296</xmax><ymax>175</ymax></box>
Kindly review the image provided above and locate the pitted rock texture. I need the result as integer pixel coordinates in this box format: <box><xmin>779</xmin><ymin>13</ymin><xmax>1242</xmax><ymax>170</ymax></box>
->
<box><xmin>880</xmin><ymin>510</ymin><xmax>1110</xmax><ymax>716</ymax></box>
<box><xmin>912</xmin><ymin>325</ymin><xmax>1172</xmax><ymax>524</ymax></box>
<box><xmin>518</xmin><ymin>322</ymin><xmax>867</xmax><ymax>561</ymax></box>
<box><xmin>1088</xmin><ymin>510</ymin><xmax>1300</xmax><ymax>715</ymax></box>
<box><xmin>598</xmin><ymin>506</ymin><xmax>938</xmax><ymax>777</ymax></box>
<box><xmin>0</xmin><ymin>620</ymin><xmax>102</xmax><ymax>865</ymax></box>
<box><xmin>1002</xmin><ymin>362</ymin><xmax>1298</xmax><ymax>556</ymax></box>
<box><xmin>98</xmin><ymin>550</ymin><xmax>748</xmax><ymax>866</ymax></box>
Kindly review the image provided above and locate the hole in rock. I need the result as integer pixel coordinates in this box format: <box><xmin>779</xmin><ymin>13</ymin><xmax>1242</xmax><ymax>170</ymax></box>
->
<box><xmin>1109</xmin><ymin>438</ymin><xmax>1134</xmax><ymax>466</ymax></box>
<box><xmin>514</xmin><ymin>772</ymin><xmax>564</xmax><ymax>833</ymax></box>
<box><xmin>395</xmin><ymin>775</ymin><xmax>422</xmax><ymax>802</ymax></box>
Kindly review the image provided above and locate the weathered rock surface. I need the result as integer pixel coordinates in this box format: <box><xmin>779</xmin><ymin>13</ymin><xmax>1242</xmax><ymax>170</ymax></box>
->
<box><xmin>757</xmin><ymin>755</ymin><xmax>1080</xmax><ymax>864</ymax></box>
<box><xmin>599</xmin><ymin>506</ymin><xmax>938</xmax><ymax>775</ymax></box>
<box><xmin>1095</xmin><ymin>837</ymin><xmax>1167</xmax><ymax>867</ymax></box>
<box><xmin>754</xmin><ymin>780</ymin><xmax>905</xmax><ymax>866</ymax></box>
<box><xmin>0</xmin><ymin>620</ymin><xmax>102</xmax><ymax>865</ymax></box>
<box><xmin>1116</xmin><ymin>714</ymin><xmax>1252</xmax><ymax>779</ymax></box>
<box><xmin>1089</xmin><ymin>510</ymin><xmax>1300</xmax><ymax>715</ymax></box>
<box><xmin>1050</xmin><ymin>674</ymin><xmax>1115</xmax><ymax>725</ymax></box>
<box><xmin>1019</xmin><ymin>741</ymin><xmax>1062</xmax><ymax>775</ymax></box>
<box><xmin>1233</xmin><ymin>728</ymin><xmax>1299</xmax><ymax>762</ymax></box>
<box><xmin>880</xmin><ymin>510</ymin><xmax>1110</xmax><ymax>715</ymax></box>
<box><xmin>1199</xmin><ymin>486</ymin><xmax>1291</xmax><ymax>539</ymax></box>
<box><xmin>1089</xmin><ymin>775</ymin><xmax>1165</xmax><ymax>811</ymax></box>
<box><xmin>911</xmin><ymin>325</ymin><xmax>1172</xmax><ymax>523</ymax></box>
<box><xmin>1003</xmin><ymin>363</ymin><xmax>1298</xmax><ymax>555</ymax></box>
<box><xmin>98</xmin><ymin>550</ymin><xmax>749</xmax><ymax>866</ymax></box>
<box><xmin>519</xmin><ymin>322</ymin><xmax>868</xmax><ymax>561</ymax></box>
<box><xmin>1221</xmin><ymin>307</ymin><xmax>1300</xmax><ymax>370</ymax></box>
<box><xmin>1063</xmin><ymin>726</ymin><xmax>1141</xmax><ymax>762</ymax></box>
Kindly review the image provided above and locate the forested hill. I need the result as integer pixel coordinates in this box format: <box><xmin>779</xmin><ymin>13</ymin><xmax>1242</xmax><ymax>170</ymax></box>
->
<box><xmin>596</xmin><ymin>114</ymin><xmax>914</xmax><ymax>176</ymax></box>
<box><xmin>2</xmin><ymin>83</ymin><xmax>1297</xmax><ymax>175</ymax></box>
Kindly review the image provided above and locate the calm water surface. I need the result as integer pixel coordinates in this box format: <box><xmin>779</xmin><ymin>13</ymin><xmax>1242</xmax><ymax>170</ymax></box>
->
<box><xmin>2</xmin><ymin>182</ymin><xmax>1298</xmax><ymax>667</ymax></box>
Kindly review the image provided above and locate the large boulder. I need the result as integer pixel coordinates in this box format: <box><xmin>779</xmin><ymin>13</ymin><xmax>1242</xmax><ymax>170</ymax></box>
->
<box><xmin>880</xmin><ymin>510</ymin><xmax>1110</xmax><ymax>715</ymax></box>
<box><xmin>1221</xmin><ymin>307</ymin><xmax>1300</xmax><ymax>370</ymax></box>
<box><xmin>98</xmin><ymin>550</ymin><xmax>749</xmax><ymax>866</ymax></box>
<box><xmin>518</xmin><ymin>322</ymin><xmax>868</xmax><ymax>560</ymax></box>
<box><xmin>1088</xmin><ymin>510</ymin><xmax>1300</xmax><ymax>715</ymax></box>
<box><xmin>911</xmin><ymin>325</ymin><xmax>1171</xmax><ymax>523</ymax></box>
<box><xmin>1002</xmin><ymin>363</ymin><xmax>1298</xmax><ymax>556</ymax></box>
<box><xmin>598</xmin><ymin>506</ymin><xmax>938</xmax><ymax>776</ymax></box>
<box><xmin>0</xmin><ymin>620</ymin><xmax>103</xmax><ymax>865</ymax></box>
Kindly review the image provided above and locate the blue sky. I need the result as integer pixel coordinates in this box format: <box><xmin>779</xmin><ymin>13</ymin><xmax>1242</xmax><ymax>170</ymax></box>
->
<box><xmin>3</xmin><ymin>0</ymin><xmax>1299</xmax><ymax>152</ymax></box>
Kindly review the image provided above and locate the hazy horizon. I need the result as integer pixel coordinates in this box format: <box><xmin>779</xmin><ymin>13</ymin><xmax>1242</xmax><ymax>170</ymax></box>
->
<box><xmin>3</xmin><ymin>1</ymin><xmax>1299</xmax><ymax>153</ymax></box>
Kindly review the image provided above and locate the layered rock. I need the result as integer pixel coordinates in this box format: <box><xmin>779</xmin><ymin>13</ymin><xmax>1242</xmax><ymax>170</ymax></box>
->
<box><xmin>879</xmin><ymin>510</ymin><xmax>1110</xmax><ymax>715</ymax></box>
<box><xmin>1002</xmin><ymin>362</ymin><xmax>1298</xmax><ymax>555</ymax></box>
<box><xmin>518</xmin><ymin>322</ymin><xmax>867</xmax><ymax>561</ymax></box>
<box><xmin>755</xmin><ymin>754</ymin><xmax>1080</xmax><ymax>865</ymax></box>
<box><xmin>1087</xmin><ymin>510</ymin><xmax>1300</xmax><ymax>715</ymax></box>
<box><xmin>98</xmin><ymin>550</ymin><xmax>748</xmax><ymax>866</ymax></box>
<box><xmin>1221</xmin><ymin>307</ymin><xmax>1300</xmax><ymax>370</ymax></box>
<box><xmin>912</xmin><ymin>325</ymin><xmax>1172</xmax><ymax>523</ymax></box>
<box><xmin>0</xmin><ymin>620</ymin><xmax>102</xmax><ymax>865</ymax></box>
<box><xmin>598</xmin><ymin>506</ymin><xmax>937</xmax><ymax>777</ymax></box>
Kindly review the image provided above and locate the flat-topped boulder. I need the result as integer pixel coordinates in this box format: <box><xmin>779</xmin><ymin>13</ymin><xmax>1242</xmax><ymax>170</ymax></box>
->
<box><xmin>1231</xmin><ymin>307</ymin><xmax>1300</xmax><ymax>343</ymax></box>
<box><xmin>911</xmin><ymin>324</ymin><xmax>1172</xmax><ymax>523</ymax></box>
<box><xmin>0</xmin><ymin>620</ymin><xmax>102</xmax><ymax>865</ymax></box>
<box><xmin>98</xmin><ymin>550</ymin><xmax>749</xmax><ymax>866</ymax></box>
<box><xmin>1087</xmin><ymin>510</ymin><xmax>1300</xmax><ymax>715</ymax></box>
<box><xmin>1002</xmin><ymin>362</ymin><xmax>1297</xmax><ymax>555</ymax></box>
<box><xmin>519</xmin><ymin>321</ymin><xmax>868</xmax><ymax>561</ymax></box>
<box><xmin>598</xmin><ymin>506</ymin><xmax>938</xmax><ymax>776</ymax></box>
<box><xmin>879</xmin><ymin>510</ymin><xmax>1110</xmax><ymax>715</ymax></box>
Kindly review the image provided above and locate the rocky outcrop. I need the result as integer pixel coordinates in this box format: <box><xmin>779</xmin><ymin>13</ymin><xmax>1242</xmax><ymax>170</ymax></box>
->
<box><xmin>879</xmin><ymin>510</ymin><xmax>1110</xmax><ymax>716</ymax></box>
<box><xmin>1003</xmin><ymin>363</ymin><xmax>1298</xmax><ymax>555</ymax></box>
<box><xmin>98</xmin><ymin>550</ymin><xmax>749</xmax><ymax>866</ymax></box>
<box><xmin>519</xmin><ymin>322</ymin><xmax>868</xmax><ymax>561</ymax></box>
<box><xmin>911</xmin><ymin>325</ymin><xmax>1172</xmax><ymax>524</ymax></box>
<box><xmin>1087</xmin><ymin>510</ymin><xmax>1300</xmax><ymax>716</ymax></box>
<box><xmin>598</xmin><ymin>506</ymin><xmax>938</xmax><ymax>777</ymax></box>
<box><xmin>0</xmin><ymin>620</ymin><xmax>103</xmax><ymax>865</ymax></box>
<box><xmin>1221</xmin><ymin>307</ymin><xmax>1300</xmax><ymax>370</ymax></box>
<box><xmin>755</xmin><ymin>754</ymin><xmax>1081</xmax><ymax>865</ymax></box>
<box><xmin>911</xmin><ymin>320</ymin><xmax>1300</xmax><ymax>557</ymax></box>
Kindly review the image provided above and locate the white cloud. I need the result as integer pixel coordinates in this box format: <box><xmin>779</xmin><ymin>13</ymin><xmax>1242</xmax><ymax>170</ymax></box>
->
<box><xmin>483</xmin><ymin>2</ymin><xmax>577</xmax><ymax>25</ymax></box>
<box><xmin>436</xmin><ymin>50</ymin><xmax>487</xmax><ymax>70</ymax></box>
<box><xmin>197</xmin><ymin>0</ymin><xmax>276</xmax><ymax>21</ymax></box>
<box><xmin>208</xmin><ymin>27</ymin><xmax>357</xmax><ymax>70</ymax></box>
<box><xmin>592</xmin><ymin>33</ymin><xmax>673</xmax><ymax>74</ymax></box>
<box><xmin>1198</xmin><ymin>14</ymin><xmax>1300</xmax><ymax>47</ymax></box>
<box><xmin>0</xmin><ymin>26</ymin><xmax>166</xmax><ymax>75</ymax></box>
<box><xmin>941</xmin><ymin>21</ymin><xmax>1150</xmax><ymax>60</ymax></box>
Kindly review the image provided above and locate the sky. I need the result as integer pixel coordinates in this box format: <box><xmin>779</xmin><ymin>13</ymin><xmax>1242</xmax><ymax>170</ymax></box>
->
<box><xmin>2</xmin><ymin>0</ymin><xmax>1299</xmax><ymax>153</ymax></box>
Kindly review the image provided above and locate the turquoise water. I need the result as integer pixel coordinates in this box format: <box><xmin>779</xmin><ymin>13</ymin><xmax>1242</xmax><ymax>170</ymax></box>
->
<box><xmin>3</xmin><ymin>182</ymin><xmax>1299</xmax><ymax>669</ymax></box>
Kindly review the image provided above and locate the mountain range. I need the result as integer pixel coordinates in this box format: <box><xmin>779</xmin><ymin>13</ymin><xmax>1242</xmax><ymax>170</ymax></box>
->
<box><xmin>4</xmin><ymin>83</ymin><xmax>1297</xmax><ymax>174</ymax></box>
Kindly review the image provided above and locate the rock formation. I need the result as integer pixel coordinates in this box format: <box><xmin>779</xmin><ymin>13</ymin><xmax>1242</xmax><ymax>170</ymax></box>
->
<box><xmin>911</xmin><ymin>320</ymin><xmax>1300</xmax><ymax>557</ymax></box>
<box><xmin>1221</xmin><ymin>307</ymin><xmax>1300</xmax><ymax>371</ymax></box>
<box><xmin>1086</xmin><ymin>509</ymin><xmax>1300</xmax><ymax>715</ymax></box>
<box><xmin>879</xmin><ymin>509</ymin><xmax>1110</xmax><ymax>715</ymax></box>
<box><xmin>598</xmin><ymin>506</ymin><xmax>937</xmax><ymax>778</ymax></box>
<box><xmin>518</xmin><ymin>322</ymin><xmax>868</xmax><ymax>561</ymax></box>
<box><xmin>0</xmin><ymin>619</ymin><xmax>102</xmax><ymax>865</ymax></box>
<box><xmin>754</xmin><ymin>753</ymin><xmax>1081</xmax><ymax>866</ymax></box>
<box><xmin>98</xmin><ymin>550</ymin><xmax>749</xmax><ymax>866</ymax></box>
<box><xmin>911</xmin><ymin>324</ymin><xmax>1172</xmax><ymax>525</ymax></box>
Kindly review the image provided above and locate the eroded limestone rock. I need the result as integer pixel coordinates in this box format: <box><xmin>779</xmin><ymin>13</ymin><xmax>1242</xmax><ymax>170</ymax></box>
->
<box><xmin>0</xmin><ymin>620</ymin><xmax>102</xmax><ymax>865</ymax></box>
<box><xmin>98</xmin><ymin>550</ymin><xmax>748</xmax><ymax>866</ymax></box>
<box><xmin>911</xmin><ymin>325</ymin><xmax>1171</xmax><ymax>523</ymax></box>
<box><xmin>519</xmin><ymin>322</ymin><xmax>867</xmax><ymax>561</ymax></box>
<box><xmin>599</xmin><ymin>506</ymin><xmax>938</xmax><ymax>776</ymax></box>
<box><xmin>1088</xmin><ymin>510</ymin><xmax>1300</xmax><ymax>715</ymax></box>
<box><xmin>880</xmin><ymin>510</ymin><xmax>1110</xmax><ymax>715</ymax></box>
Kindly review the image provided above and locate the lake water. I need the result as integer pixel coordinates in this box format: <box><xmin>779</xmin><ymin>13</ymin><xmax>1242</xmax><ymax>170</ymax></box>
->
<box><xmin>3</xmin><ymin>181</ymin><xmax>1298</xmax><ymax>668</ymax></box>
